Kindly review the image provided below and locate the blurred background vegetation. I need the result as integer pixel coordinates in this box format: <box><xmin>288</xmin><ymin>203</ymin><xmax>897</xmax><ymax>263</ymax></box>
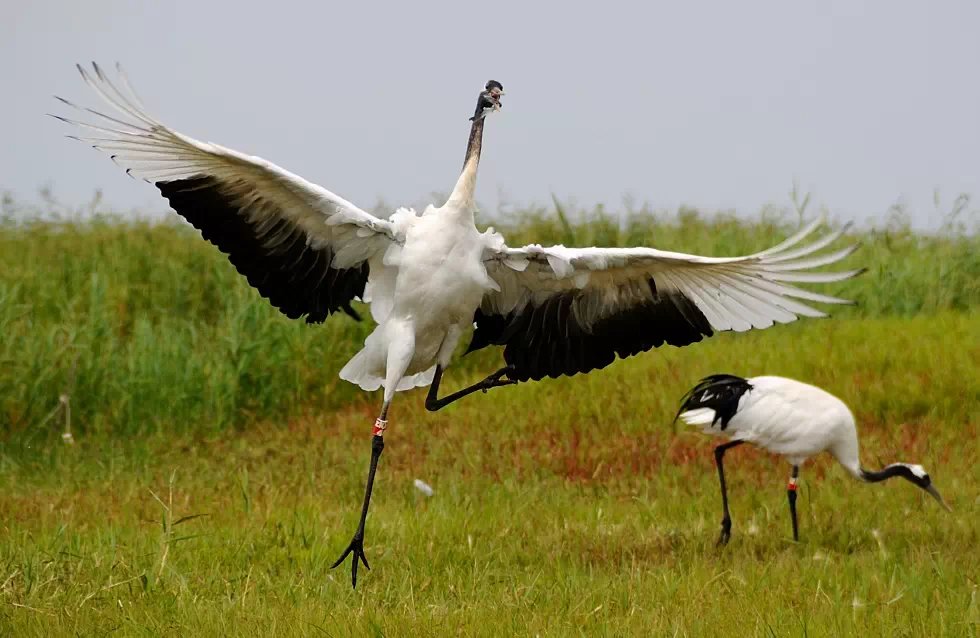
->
<box><xmin>1</xmin><ymin>191</ymin><xmax>976</xmax><ymax>439</ymax></box>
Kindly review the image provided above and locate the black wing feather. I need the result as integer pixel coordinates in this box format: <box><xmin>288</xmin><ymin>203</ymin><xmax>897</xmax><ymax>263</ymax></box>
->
<box><xmin>674</xmin><ymin>374</ymin><xmax>753</xmax><ymax>430</ymax></box>
<box><xmin>158</xmin><ymin>176</ymin><xmax>367</xmax><ymax>323</ymax></box>
<box><xmin>467</xmin><ymin>282</ymin><xmax>714</xmax><ymax>382</ymax></box>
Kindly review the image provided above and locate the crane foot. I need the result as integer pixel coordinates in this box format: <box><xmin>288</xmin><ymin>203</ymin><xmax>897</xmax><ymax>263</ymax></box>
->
<box><xmin>331</xmin><ymin>533</ymin><xmax>370</xmax><ymax>588</ymax></box>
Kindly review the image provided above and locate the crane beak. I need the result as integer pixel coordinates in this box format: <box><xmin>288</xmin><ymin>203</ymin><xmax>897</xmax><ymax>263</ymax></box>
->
<box><xmin>923</xmin><ymin>484</ymin><xmax>952</xmax><ymax>512</ymax></box>
<box><xmin>470</xmin><ymin>88</ymin><xmax>503</xmax><ymax>122</ymax></box>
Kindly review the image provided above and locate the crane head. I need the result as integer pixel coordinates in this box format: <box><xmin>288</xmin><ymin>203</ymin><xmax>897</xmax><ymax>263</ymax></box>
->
<box><xmin>903</xmin><ymin>464</ymin><xmax>953</xmax><ymax>512</ymax></box>
<box><xmin>470</xmin><ymin>81</ymin><xmax>504</xmax><ymax>122</ymax></box>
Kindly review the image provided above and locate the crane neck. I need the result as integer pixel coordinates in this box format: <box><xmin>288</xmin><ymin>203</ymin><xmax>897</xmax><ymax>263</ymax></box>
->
<box><xmin>859</xmin><ymin>463</ymin><xmax>917</xmax><ymax>483</ymax></box>
<box><xmin>835</xmin><ymin>440</ymin><xmax>926</xmax><ymax>485</ymax></box>
<box><xmin>445</xmin><ymin>116</ymin><xmax>486</xmax><ymax>211</ymax></box>
<box><xmin>859</xmin><ymin>462</ymin><xmax>950</xmax><ymax>511</ymax></box>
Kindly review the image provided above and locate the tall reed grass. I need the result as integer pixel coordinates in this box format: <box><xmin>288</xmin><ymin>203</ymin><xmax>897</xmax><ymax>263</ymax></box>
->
<box><xmin>1</xmin><ymin>201</ymin><xmax>976</xmax><ymax>438</ymax></box>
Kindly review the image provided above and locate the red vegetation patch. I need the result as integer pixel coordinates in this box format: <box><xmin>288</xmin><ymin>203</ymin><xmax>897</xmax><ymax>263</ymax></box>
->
<box><xmin>194</xmin><ymin>408</ymin><xmax>967</xmax><ymax>493</ymax></box>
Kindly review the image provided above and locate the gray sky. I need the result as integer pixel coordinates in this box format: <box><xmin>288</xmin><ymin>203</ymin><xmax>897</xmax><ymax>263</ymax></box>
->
<box><xmin>3</xmin><ymin>0</ymin><xmax>978</xmax><ymax>229</ymax></box>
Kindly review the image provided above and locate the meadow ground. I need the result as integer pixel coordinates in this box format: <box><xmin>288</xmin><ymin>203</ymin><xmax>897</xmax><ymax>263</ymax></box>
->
<box><xmin>1</xmin><ymin>206</ymin><xmax>978</xmax><ymax>635</ymax></box>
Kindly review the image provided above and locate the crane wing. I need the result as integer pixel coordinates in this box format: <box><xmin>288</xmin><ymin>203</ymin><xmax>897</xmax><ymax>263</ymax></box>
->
<box><xmin>53</xmin><ymin>63</ymin><xmax>400</xmax><ymax>323</ymax></box>
<box><xmin>475</xmin><ymin>219</ymin><xmax>863</xmax><ymax>381</ymax></box>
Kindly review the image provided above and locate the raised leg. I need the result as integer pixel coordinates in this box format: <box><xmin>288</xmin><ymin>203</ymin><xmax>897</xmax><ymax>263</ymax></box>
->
<box><xmin>714</xmin><ymin>440</ymin><xmax>745</xmax><ymax>546</ymax></box>
<box><xmin>425</xmin><ymin>365</ymin><xmax>517</xmax><ymax>412</ymax></box>
<box><xmin>787</xmin><ymin>465</ymin><xmax>800</xmax><ymax>542</ymax></box>
<box><xmin>331</xmin><ymin>403</ymin><xmax>389</xmax><ymax>588</ymax></box>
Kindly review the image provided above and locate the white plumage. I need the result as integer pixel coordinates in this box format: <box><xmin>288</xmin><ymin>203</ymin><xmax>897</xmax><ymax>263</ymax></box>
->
<box><xmin>677</xmin><ymin>374</ymin><xmax>950</xmax><ymax>544</ymax></box>
<box><xmin>338</xmin><ymin>204</ymin><xmax>501</xmax><ymax>394</ymax></box>
<box><xmin>483</xmin><ymin>218</ymin><xmax>859</xmax><ymax>333</ymax></box>
<box><xmin>55</xmin><ymin>64</ymin><xmax>867</xmax><ymax>585</ymax></box>
<box><xmin>681</xmin><ymin>376</ymin><xmax>858</xmax><ymax>467</ymax></box>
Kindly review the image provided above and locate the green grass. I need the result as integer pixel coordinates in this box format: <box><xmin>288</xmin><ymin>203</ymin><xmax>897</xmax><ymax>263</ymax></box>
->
<box><xmin>1</xmin><ymin>207</ymin><xmax>976</xmax><ymax>437</ymax></box>
<box><xmin>0</xmin><ymin>206</ymin><xmax>978</xmax><ymax>635</ymax></box>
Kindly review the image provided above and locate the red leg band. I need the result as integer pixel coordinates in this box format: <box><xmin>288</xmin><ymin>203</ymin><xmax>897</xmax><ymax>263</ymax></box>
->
<box><xmin>372</xmin><ymin>418</ymin><xmax>388</xmax><ymax>437</ymax></box>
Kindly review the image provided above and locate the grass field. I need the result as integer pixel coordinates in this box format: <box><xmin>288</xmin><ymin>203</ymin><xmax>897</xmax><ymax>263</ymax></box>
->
<box><xmin>1</xmin><ymin>206</ymin><xmax>978</xmax><ymax>636</ymax></box>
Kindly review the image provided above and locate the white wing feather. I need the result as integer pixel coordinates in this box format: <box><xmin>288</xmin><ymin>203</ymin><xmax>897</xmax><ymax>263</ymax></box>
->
<box><xmin>482</xmin><ymin>219</ymin><xmax>863</xmax><ymax>332</ymax></box>
<box><xmin>52</xmin><ymin>63</ymin><xmax>399</xmax><ymax>267</ymax></box>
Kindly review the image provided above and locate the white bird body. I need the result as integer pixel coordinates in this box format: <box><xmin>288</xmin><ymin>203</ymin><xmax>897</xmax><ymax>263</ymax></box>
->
<box><xmin>677</xmin><ymin>374</ymin><xmax>949</xmax><ymax>544</ymax></box>
<box><xmin>342</xmin><ymin>203</ymin><xmax>501</xmax><ymax>396</ymax></box>
<box><xmin>681</xmin><ymin>376</ymin><xmax>857</xmax><ymax>468</ymax></box>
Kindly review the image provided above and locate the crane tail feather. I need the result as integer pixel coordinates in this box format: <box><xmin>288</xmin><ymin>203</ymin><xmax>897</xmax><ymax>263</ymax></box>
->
<box><xmin>675</xmin><ymin>374</ymin><xmax>753</xmax><ymax>431</ymax></box>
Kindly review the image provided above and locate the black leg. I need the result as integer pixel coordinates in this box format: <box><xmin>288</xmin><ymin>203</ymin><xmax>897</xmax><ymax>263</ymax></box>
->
<box><xmin>425</xmin><ymin>365</ymin><xmax>517</xmax><ymax>412</ymax></box>
<box><xmin>714</xmin><ymin>440</ymin><xmax>745</xmax><ymax>546</ymax></box>
<box><xmin>332</xmin><ymin>414</ymin><xmax>387</xmax><ymax>588</ymax></box>
<box><xmin>787</xmin><ymin>465</ymin><xmax>800</xmax><ymax>542</ymax></box>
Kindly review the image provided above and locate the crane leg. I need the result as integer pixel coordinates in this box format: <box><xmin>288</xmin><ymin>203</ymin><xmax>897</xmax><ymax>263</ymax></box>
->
<box><xmin>787</xmin><ymin>465</ymin><xmax>800</xmax><ymax>542</ymax></box>
<box><xmin>425</xmin><ymin>365</ymin><xmax>517</xmax><ymax>411</ymax></box>
<box><xmin>714</xmin><ymin>440</ymin><xmax>744</xmax><ymax>546</ymax></box>
<box><xmin>331</xmin><ymin>401</ymin><xmax>390</xmax><ymax>588</ymax></box>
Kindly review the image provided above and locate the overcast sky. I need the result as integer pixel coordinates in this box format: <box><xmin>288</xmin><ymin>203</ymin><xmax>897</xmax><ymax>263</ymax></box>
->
<box><xmin>3</xmin><ymin>1</ymin><xmax>978</xmax><ymax>229</ymax></box>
